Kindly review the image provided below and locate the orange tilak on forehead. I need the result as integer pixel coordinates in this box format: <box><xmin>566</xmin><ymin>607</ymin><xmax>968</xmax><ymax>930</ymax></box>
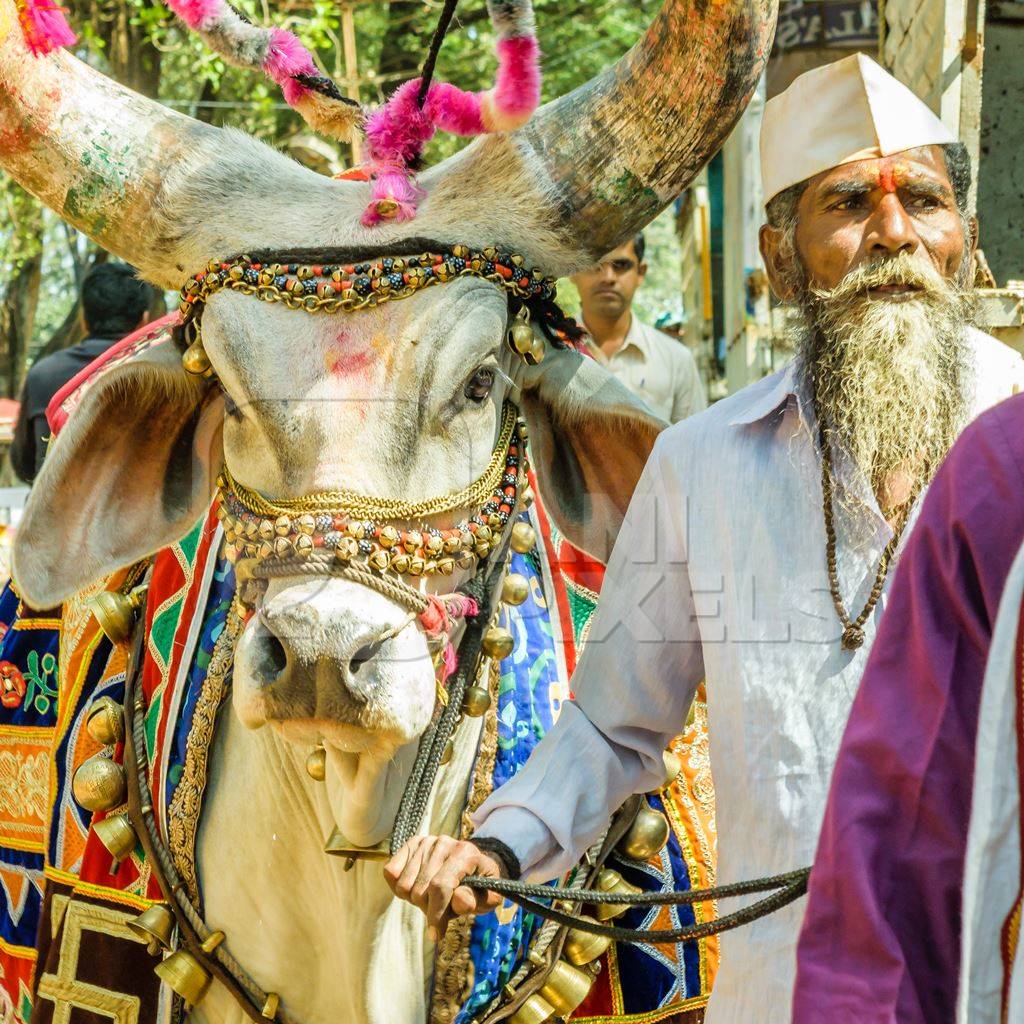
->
<box><xmin>875</xmin><ymin>158</ymin><xmax>912</xmax><ymax>194</ymax></box>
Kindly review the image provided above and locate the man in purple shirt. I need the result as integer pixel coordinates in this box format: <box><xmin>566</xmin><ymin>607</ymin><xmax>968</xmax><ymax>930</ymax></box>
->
<box><xmin>792</xmin><ymin>393</ymin><xmax>1024</xmax><ymax>1022</ymax></box>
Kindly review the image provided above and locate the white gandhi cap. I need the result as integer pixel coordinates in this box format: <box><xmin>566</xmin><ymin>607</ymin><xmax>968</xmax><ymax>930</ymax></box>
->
<box><xmin>759</xmin><ymin>52</ymin><xmax>956</xmax><ymax>206</ymax></box>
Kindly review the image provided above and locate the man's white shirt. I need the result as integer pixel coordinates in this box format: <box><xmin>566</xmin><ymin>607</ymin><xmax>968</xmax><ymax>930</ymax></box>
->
<box><xmin>583</xmin><ymin>316</ymin><xmax>706</xmax><ymax>423</ymax></box>
<box><xmin>474</xmin><ymin>327</ymin><xmax>1024</xmax><ymax>1022</ymax></box>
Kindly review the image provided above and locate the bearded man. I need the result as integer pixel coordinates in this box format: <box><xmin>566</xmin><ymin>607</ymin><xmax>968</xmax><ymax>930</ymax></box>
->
<box><xmin>385</xmin><ymin>54</ymin><xmax>1024</xmax><ymax>1021</ymax></box>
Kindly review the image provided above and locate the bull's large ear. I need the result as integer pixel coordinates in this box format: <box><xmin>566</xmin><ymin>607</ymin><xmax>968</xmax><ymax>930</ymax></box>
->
<box><xmin>12</xmin><ymin>340</ymin><xmax>224</xmax><ymax>609</ymax></box>
<box><xmin>519</xmin><ymin>345</ymin><xmax>666</xmax><ymax>563</ymax></box>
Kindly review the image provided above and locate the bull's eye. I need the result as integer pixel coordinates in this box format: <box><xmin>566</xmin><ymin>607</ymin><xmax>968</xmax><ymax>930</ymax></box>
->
<box><xmin>464</xmin><ymin>368</ymin><xmax>495</xmax><ymax>403</ymax></box>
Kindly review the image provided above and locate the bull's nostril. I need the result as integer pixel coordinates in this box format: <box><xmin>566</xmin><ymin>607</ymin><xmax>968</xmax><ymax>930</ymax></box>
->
<box><xmin>350</xmin><ymin>643</ymin><xmax>375</xmax><ymax>674</ymax></box>
<box><xmin>257</xmin><ymin>632</ymin><xmax>289</xmax><ymax>684</ymax></box>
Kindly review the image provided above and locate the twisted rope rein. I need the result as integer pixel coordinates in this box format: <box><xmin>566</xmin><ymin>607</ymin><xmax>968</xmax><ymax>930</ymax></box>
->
<box><xmin>460</xmin><ymin>868</ymin><xmax>811</xmax><ymax>944</ymax></box>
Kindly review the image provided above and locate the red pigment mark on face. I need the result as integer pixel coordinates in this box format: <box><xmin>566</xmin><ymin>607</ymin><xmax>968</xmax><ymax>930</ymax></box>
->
<box><xmin>876</xmin><ymin>159</ymin><xmax>912</xmax><ymax>194</ymax></box>
<box><xmin>324</xmin><ymin>333</ymin><xmax>373</xmax><ymax>377</ymax></box>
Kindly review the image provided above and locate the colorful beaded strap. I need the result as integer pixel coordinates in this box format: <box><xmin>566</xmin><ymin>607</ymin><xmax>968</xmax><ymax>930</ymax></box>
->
<box><xmin>217</xmin><ymin>402</ymin><xmax>529</xmax><ymax>576</ymax></box>
<box><xmin>178</xmin><ymin>245</ymin><xmax>557</xmax><ymax>321</ymax></box>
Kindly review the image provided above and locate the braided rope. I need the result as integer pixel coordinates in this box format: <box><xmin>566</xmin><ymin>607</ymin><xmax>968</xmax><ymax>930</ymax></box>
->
<box><xmin>462</xmin><ymin>870</ymin><xmax>810</xmax><ymax>945</ymax></box>
<box><xmin>240</xmin><ymin>555</ymin><xmax>430</xmax><ymax>614</ymax></box>
<box><xmin>223</xmin><ymin>403</ymin><xmax>517</xmax><ymax>521</ymax></box>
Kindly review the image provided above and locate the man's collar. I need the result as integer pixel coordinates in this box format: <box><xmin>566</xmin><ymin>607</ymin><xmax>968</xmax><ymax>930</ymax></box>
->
<box><xmin>728</xmin><ymin>361</ymin><xmax>809</xmax><ymax>427</ymax></box>
<box><xmin>581</xmin><ymin>313</ymin><xmax>647</xmax><ymax>360</ymax></box>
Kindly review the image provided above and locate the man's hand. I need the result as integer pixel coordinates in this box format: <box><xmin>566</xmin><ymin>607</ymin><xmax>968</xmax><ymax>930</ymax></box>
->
<box><xmin>383</xmin><ymin>836</ymin><xmax>507</xmax><ymax>941</ymax></box>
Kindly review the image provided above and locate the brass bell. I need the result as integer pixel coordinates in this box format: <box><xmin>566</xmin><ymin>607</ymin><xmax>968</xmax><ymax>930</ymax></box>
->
<box><xmin>510</xmin><ymin>522</ymin><xmax>536</xmax><ymax>554</ymax></box>
<box><xmin>660</xmin><ymin>749</ymin><xmax>682</xmax><ymax>789</ymax></box>
<box><xmin>538</xmin><ymin>959</ymin><xmax>595</xmax><ymax>1016</ymax></box>
<box><xmin>618</xmin><ymin>804</ymin><xmax>671</xmax><ymax>862</ymax></box>
<box><xmin>158</xmin><ymin>930</ymin><xmax>224</xmax><ymax>987</ymax></box>
<box><xmin>86</xmin><ymin>696</ymin><xmax>126</xmax><ymax>746</ymax></box>
<box><xmin>439</xmin><ymin>738</ymin><xmax>455</xmax><ymax>765</ymax></box>
<box><xmin>94</xmin><ymin>813</ymin><xmax>138</xmax><ymax>862</ymax></box>
<box><xmin>510</xmin><ymin>320</ymin><xmax>535</xmax><ymax>356</ymax></box>
<box><xmin>481</xmin><ymin>626</ymin><xmax>514</xmax><ymax>660</ymax></box>
<box><xmin>563</xmin><ymin>917</ymin><xmax>612</xmax><ymax>965</ymax></box>
<box><xmin>593</xmin><ymin>867</ymin><xmax>642</xmax><ymax>921</ymax></box>
<box><xmin>509</xmin><ymin>993</ymin><xmax>555</xmax><ymax>1024</ymax></box>
<box><xmin>72</xmin><ymin>756</ymin><xmax>127</xmax><ymax>812</ymax></box>
<box><xmin>181</xmin><ymin>340</ymin><xmax>212</xmax><ymax>377</ymax></box>
<box><xmin>128</xmin><ymin>903</ymin><xmax>176</xmax><ymax>955</ymax></box>
<box><xmin>88</xmin><ymin>584</ymin><xmax>147</xmax><ymax>645</ymax></box>
<box><xmin>501</xmin><ymin>573</ymin><xmax>529</xmax><ymax>606</ymax></box>
<box><xmin>524</xmin><ymin>336</ymin><xmax>546</xmax><ymax>366</ymax></box>
<box><xmin>461</xmin><ymin>686</ymin><xmax>491</xmax><ymax>717</ymax></box>
<box><xmin>154</xmin><ymin>949</ymin><xmax>211</xmax><ymax>1006</ymax></box>
<box><xmin>305</xmin><ymin>745</ymin><xmax>327</xmax><ymax>782</ymax></box>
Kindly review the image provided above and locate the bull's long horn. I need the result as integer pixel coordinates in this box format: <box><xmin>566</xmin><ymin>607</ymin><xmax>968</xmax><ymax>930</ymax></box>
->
<box><xmin>0</xmin><ymin>0</ymin><xmax>219</xmax><ymax>287</ymax></box>
<box><xmin>518</xmin><ymin>0</ymin><xmax>776</xmax><ymax>264</ymax></box>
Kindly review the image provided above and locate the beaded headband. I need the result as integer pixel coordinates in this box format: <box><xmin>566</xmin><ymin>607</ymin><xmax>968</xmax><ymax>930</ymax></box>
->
<box><xmin>217</xmin><ymin>402</ymin><xmax>530</xmax><ymax>576</ymax></box>
<box><xmin>176</xmin><ymin>244</ymin><xmax>563</xmax><ymax>375</ymax></box>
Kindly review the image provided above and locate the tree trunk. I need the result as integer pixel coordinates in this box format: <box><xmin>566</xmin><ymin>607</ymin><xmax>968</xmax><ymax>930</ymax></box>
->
<box><xmin>0</xmin><ymin>251</ymin><xmax>42</xmax><ymax>399</ymax></box>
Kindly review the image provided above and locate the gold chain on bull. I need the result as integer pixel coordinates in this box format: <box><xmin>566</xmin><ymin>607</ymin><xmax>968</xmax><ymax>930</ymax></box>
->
<box><xmin>218</xmin><ymin>402</ymin><xmax>529</xmax><ymax>576</ymax></box>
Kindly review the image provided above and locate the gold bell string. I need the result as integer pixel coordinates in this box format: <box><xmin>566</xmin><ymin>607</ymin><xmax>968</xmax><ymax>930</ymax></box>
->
<box><xmin>218</xmin><ymin>403</ymin><xmax>524</xmax><ymax>575</ymax></box>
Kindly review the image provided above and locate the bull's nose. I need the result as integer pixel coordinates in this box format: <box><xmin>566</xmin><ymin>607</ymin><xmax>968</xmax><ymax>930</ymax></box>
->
<box><xmin>248</xmin><ymin>603</ymin><xmax>399</xmax><ymax>701</ymax></box>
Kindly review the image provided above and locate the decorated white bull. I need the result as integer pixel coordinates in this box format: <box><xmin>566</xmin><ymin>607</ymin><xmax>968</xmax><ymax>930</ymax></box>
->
<box><xmin>0</xmin><ymin>0</ymin><xmax>774</xmax><ymax>1022</ymax></box>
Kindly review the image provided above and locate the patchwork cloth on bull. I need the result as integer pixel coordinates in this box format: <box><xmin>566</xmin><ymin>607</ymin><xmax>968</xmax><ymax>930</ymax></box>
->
<box><xmin>0</xmin><ymin>0</ymin><xmax>775</xmax><ymax>1020</ymax></box>
<box><xmin>0</xmin><ymin>416</ymin><xmax>717</xmax><ymax>1024</ymax></box>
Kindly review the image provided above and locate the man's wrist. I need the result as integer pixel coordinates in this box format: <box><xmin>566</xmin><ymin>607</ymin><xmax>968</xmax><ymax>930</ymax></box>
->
<box><xmin>469</xmin><ymin>836</ymin><xmax>521</xmax><ymax>880</ymax></box>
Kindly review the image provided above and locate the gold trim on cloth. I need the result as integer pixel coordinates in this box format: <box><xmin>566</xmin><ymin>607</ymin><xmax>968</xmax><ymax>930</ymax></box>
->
<box><xmin>36</xmin><ymin>896</ymin><xmax>143</xmax><ymax>1024</ymax></box>
<box><xmin>166</xmin><ymin>595</ymin><xmax>246</xmax><ymax>903</ymax></box>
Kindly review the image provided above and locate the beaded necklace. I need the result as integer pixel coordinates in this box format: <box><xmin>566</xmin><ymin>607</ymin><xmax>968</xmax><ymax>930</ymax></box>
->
<box><xmin>819</xmin><ymin>426</ymin><xmax>914</xmax><ymax>651</ymax></box>
<box><xmin>218</xmin><ymin>402</ymin><xmax>527</xmax><ymax>575</ymax></box>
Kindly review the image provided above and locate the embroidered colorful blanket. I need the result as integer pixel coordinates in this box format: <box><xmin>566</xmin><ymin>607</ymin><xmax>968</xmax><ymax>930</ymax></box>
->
<box><xmin>1</xmin><ymin>502</ymin><xmax>717</xmax><ymax>1024</ymax></box>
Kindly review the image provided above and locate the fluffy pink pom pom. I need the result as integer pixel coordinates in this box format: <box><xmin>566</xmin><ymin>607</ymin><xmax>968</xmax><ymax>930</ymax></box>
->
<box><xmin>493</xmin><ymin>35</ymin><xmax>541</xmax><ymax>119</ymax></box>
<box><xmin>165</xmin><ymin>0</ymin><xmax>223</xmax><ymax>30</ymax></box>
<box><xmin>16</xmin><ymin>0</ymin><xmax>76</xmax><ymax>56</ymax></box>
<box><xmin>264</xmin><ymin>27</ymin><xmax>317</xmax><ymax>100</ymax></box>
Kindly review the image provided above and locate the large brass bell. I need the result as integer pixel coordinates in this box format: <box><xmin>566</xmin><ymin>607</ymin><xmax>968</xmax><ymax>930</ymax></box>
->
<box><xmin>593</xmin><ymin>867</ymin><xmax>642</xmax><ymax>921</ymax></box>
<box><xmin>501</xmin><ymin>573</ymin><xmax>529</xmax><ymax>606</ymax></box>
<box><xmin>563</xmin><ymin>917</ymin><xmax>612</xmax><ymax>965</ymax></box>
<box><xmin>181</xmin><ymin>340</ymin><xmax>212</xmax><ymax>377</ymax></box>
<box><xmin>72</xmin><ymin>756</ymin><xmax>127</xmax><ymax>812</ymax></box>
<box><xmin>305</xmin><ymin>745</ymin><xmax>327</xmax><ymax>782</ymax></box>
<box><xmin>510</xmin><ymin>522</ymin><xmax>536</xmax><ymax>554</ymax></box>
<box><xmin>155</xmin><ymin>950</ymin><xmax>211</xmax><ymax>1006</ymax></box>
<box><xmin>86</xmin><ymin>696</ymin><xmax>125</xmax><ymax>746</ymax></box>
<box><xmin>88</xmin><ymin>584</ymin><xmax>148</xmax><ymax>645</ymax></box>
<box><xmin>509</xmin><ymin>993</ymin><xmax>555</xmax><ymax>1024</ymax></box>
<box><xmin>129</xmin><ymin>903</ymin><xmax>176</xmax><ymax>955</ymax></box>
<box><xmin>481</xmin><ymin>626</ymin><xmax>514</xmax><ymax>660</ymax></box>
<box><xmin>461</xmin><ymin>686</ymin><xmax>491</xmax><ymax>717</ymax></box>
<box><xmin>94</xmin><ymin>813</ymin><xmax>138</xmax><ymax>862</ymax></box>
<box><xmin>618</xmin><ymin>804</ymin><xmax>671</xmax><ymax>862</ymax></box>
<box><xmin>538</xmin><ymin>959</ymin><xmax>595</xmax><ymax>1016</ymax></box>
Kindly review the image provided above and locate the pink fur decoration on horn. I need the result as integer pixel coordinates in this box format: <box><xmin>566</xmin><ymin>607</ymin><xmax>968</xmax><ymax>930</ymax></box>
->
<box><xmin>361</xmin><ymin>7</ymin><xmax>541</xmax><ymax>227</ymax></box>
<box><xmin>14</xmin><ymin>0</ymin><xmax>76</xmax><ymax>56</ymax></box>
<box><xmin>163</xmin><ymin>0</ymin><xmax>362</xmax><ymax>142</ymax></box>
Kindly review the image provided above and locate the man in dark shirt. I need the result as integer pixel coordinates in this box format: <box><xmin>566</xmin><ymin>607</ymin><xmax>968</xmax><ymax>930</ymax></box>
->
<box><xmin>10</xmin><ymin>263</ymin><xmax>155</xmax><ymax>483</ymax></box>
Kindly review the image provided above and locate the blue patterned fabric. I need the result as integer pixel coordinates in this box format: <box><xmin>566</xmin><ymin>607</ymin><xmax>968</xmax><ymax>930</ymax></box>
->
<box><xmin>455</xmin><ymin>543</ymin><xmax>564</xmax><ymax>1023</ymax></box>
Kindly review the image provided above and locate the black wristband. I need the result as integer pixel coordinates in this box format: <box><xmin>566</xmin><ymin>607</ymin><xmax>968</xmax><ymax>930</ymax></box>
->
<box><xmin>470</xmin><ymin>836</ymin><xmax>522</xmax><ymax>881</ymax></box>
